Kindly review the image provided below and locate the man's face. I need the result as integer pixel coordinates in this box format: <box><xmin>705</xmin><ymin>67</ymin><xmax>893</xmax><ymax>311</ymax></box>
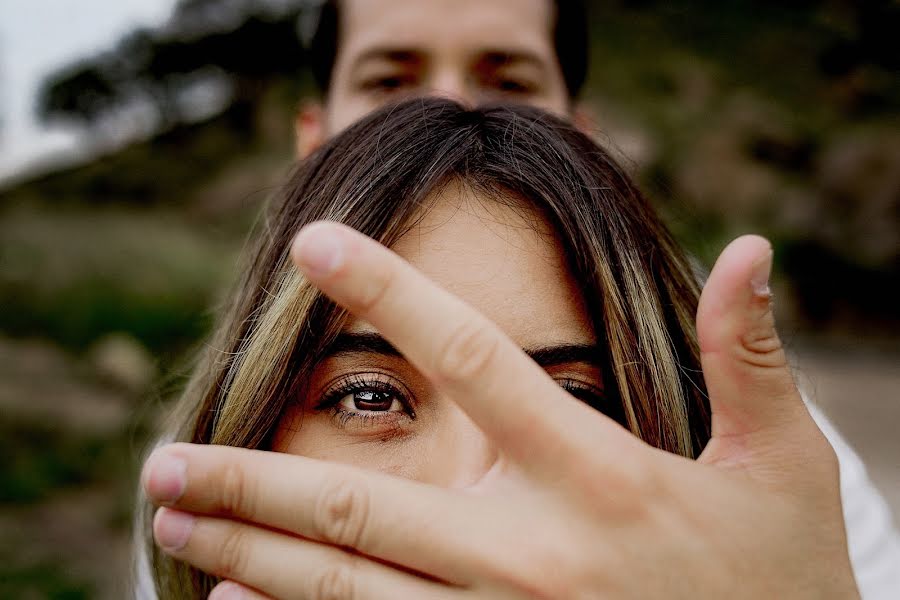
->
<box><xmin>323</xmin><ymin>0</ymin><xmax>570</xmax><ymax>135</ymax></box>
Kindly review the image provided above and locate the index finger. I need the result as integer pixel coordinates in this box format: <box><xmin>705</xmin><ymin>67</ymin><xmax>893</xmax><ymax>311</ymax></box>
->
<box><xmin>291</xmin><ymin>222</ymin><xmax>636</xmax><ymax>468</ymax></box>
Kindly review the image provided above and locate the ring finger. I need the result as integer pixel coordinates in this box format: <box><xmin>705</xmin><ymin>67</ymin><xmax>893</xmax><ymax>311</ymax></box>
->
<box><xmin>154</xmin><ymin>507</ymin><xmax>459</xmax><ymax>600</ymax></box>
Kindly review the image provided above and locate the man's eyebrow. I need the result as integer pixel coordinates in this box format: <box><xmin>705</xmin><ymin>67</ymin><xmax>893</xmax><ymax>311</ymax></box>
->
<box><xmin>351</xmin><ymin>47</ymin><xmax>423</xmax><ymax>69</ymax></box>
<box><xmin>323</xmin><ymin>332</ymin><xmax>601</xmax><ymax>367</ymax></box>
<box><xmin>478</xmin><ymin>50</ymin><xmax>546</xmax><ymax>69</ymax></box>
<box><xmin>351</xmin><ymin>47</ymin><xmax>546</xmax><ymax>71</ymax></box>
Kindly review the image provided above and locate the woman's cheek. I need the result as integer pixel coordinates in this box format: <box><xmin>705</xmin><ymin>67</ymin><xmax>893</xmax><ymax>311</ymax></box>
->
<box><xmin>273</xmin><ymin>416</ymin><xmax>433</xmax><ymax>481</ymax></box>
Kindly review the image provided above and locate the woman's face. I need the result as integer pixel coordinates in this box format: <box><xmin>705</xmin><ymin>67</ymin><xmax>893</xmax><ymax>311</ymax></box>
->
<box><xmin>273</xmin><ymin>182</ymin><xmax>601</xmax><ymax>486</ymax></box>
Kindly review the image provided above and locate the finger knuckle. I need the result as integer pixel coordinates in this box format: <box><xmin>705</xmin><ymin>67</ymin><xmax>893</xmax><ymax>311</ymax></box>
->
<box><xmin>311</xmin><ymin>558</ymin><xmax>357</xmax><ymax>600</ymax></box>
<box><xmin>217</xmin><ymin>461</ymin><xmax>256</xmax><ymax>518</ymax></box>
<box><xmin>483</xmin><ymin>545</ymin><xmax>573</xmax><ymax>600</ymax></box>
<box><xmin>217</xmin><ymin>525</ymin><xmax>251</xmax><ymax>581</ymax></box>
<box><xmin>738</xmin><ymin>305</ymin><xmax>787</xmax><ymax>369</ymax></box>
<box><xmin>313</xmin><ymin>477</ymin><xmax>370</xmax><ymax>548</ymax></box>
<box><xmin>434</xmin><ymin>318</ymin><xmax>500</xmax><ymax>383</ymax></box>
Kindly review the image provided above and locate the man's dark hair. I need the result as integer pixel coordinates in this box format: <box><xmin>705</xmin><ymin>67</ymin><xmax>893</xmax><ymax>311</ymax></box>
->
<box><xmin>308</xmin><ymin>0</ymin><xmax>589</xmax><ymax>99</ymax></box>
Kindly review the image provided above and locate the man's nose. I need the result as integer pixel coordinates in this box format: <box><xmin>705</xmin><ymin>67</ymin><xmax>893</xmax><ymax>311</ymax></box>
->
<box><xmin>428</xmin><ymin>69</ymin><xmax>474</xmax><ymax>107</ymax></box>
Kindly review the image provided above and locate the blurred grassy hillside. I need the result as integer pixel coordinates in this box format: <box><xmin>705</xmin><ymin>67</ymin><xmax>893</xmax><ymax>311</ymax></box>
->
<box><xmin>0</xmin><ymin>1</ymin><xmax>898</xmax><ymax>597</ymax></box>
<box><xmin>0</xmin><ymin>84</ymin><xmax>298</xmax><ymax>598</ymax></box>
<box><xmin>585</xmin><ymin>1</ymin><xmax>899</xmax><ymax>331</ymax></box>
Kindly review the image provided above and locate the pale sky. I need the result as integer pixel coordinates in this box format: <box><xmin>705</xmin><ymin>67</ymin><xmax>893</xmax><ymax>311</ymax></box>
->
<box><xmin>0</xmin><ymin>0</ymin><xmax>179</xmax><ymax>183</ymax></box>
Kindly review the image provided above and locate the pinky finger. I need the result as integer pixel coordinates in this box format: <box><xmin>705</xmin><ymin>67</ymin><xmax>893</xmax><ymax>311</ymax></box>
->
<box><xmin>209</xmin><ymin>580</ymin><xmax>271</xmax><ymax>600</ymax></box>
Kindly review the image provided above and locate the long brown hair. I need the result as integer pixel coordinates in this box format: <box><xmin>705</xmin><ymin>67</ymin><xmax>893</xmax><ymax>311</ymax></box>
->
<box><xmin>144</xmin><ymin>98</ymin><xmax>710</xmax><ymax>597</ymax></box>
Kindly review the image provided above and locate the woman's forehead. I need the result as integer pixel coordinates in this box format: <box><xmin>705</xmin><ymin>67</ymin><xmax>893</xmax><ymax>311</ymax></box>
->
<box><xmin>349</xmin><ymin>182</ymin><xmax>595</xmax><ymax>348</ymax></box>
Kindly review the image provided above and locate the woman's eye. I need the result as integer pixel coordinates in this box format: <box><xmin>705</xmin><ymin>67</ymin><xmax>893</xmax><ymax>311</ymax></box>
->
<box><xmin>557</xmin><ymin>379</ymin><xmax>605</xmax><ymax>409</ymax></box>
<box><xmin>555</xmin><ymin>378</ymin><xmax>625</xmax><ymax>426</ymax></box>
<box><xmin>338</xmin><ymin>390</ymin><xmax>404</xmax><ymax>413</ymax></box>
<box><xmin>315</xmin><ymin>374</ymin><xmax>417</xmax><ymax>430</ymax></box>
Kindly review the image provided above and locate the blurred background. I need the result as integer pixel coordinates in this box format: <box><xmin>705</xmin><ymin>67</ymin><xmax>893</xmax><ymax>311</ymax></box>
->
<box><xmin>0</xmin><ymin>0</ymin><xmax>897</xmax><ymax>597</ymax></box>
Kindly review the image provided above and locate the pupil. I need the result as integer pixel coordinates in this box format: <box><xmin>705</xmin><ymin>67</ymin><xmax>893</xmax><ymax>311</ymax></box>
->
<box><xmin>354</xmin><ymin>390</ymin><xmax>392</xmax><ymax>411</ymax></box>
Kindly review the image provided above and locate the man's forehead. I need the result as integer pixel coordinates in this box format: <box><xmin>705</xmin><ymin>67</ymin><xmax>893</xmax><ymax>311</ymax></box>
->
<box><xmin>338</xmin><ymin>0</ymin><xmax>556</xmax><ymax>63</ymax></box>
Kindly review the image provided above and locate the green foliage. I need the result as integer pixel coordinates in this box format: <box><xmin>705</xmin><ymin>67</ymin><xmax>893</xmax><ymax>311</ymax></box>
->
<box><xmin>0</xmin><ymin>561</ymin><xmax>92</xmax><ymax>600</ymax></box>
<box><xmin>2</xmin><ymin>113</ymin><xmax>258</xmax><ymax>208</ymax></box>
<box><xmin>589</xmin><ymin>1</ymin><xmax>899</xmax><ymax>122</ymax></box>
<box><xmin>583</xmin><ymin>1</ymin><xmax>900</xmax><ymax>329</ymax></box>
<box><xmin>0</xmin><ymin>207</ymin><xmax>239</xmax><ymax>355</ymax></box>
<box><xmin>0</xmin><ymin>418</ymin><xmax>112</xmax><ymax>505</ymax></box>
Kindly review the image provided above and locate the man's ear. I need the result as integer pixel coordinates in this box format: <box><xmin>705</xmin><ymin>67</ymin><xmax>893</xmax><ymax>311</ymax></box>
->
<box><xmin>294</xmin><ymin>101</ymin><xmax>326</xmax><ymax>158</ymax></box>
<box><xmin>572</xmin><ymin>103</ymin><xmax>597</xmax><ymax>137</ymax></box>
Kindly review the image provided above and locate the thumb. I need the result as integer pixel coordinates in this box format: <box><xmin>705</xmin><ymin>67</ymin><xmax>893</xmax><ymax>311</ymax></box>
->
<box><xmin>696</xmin><ymin>235</ymin><xmax>808</xmax><ymax>446</ymax></box>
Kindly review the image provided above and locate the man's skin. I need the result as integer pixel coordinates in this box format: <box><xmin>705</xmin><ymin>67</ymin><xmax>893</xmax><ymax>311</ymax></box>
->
<box><xmin>142</xmin><ymin>0</ymin><xmax>867</xmax><ymax>597</ymax></box>
<box><xmin>295</xmin><ymin>0</ymin><xmax>575</xmax><ymax>157</ymax></box>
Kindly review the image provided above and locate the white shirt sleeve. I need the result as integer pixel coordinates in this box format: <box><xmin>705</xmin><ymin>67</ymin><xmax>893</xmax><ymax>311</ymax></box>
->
<box><xmin>806</xmin><ymin>402</ymin><xmax>900</xmax><ymax>599</ymax></box>
<box><xmin>133</xmin><ymin>504</ymin><xmax>157</xmax><ymax>600</ymax></box>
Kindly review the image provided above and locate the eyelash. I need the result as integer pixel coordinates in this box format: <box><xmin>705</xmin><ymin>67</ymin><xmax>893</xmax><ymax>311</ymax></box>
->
<box><xmin>557</xmin><ymin>378</ymin><xmax>607</xmax><ymax>410</ymax></box>
<box><xmin>315</xmin><ymin>373</ymin><xmax>416</xmax><ymax>429</ymax></box>
<box><xmin>315</xmin><ymin>374</ymin><xmax>606</xmax><ymax>430</ymax></box>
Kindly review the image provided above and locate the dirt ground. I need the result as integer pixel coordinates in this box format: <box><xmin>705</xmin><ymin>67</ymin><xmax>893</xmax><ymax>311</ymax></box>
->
<box><xmin>794</xmin><ymin>342</ymin><xmax>900</xmax><ymax>524</ymax></box>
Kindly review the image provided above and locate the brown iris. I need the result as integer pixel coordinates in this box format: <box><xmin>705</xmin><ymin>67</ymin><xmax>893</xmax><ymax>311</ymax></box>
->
<box><xmin>353</xmin><ymin>390</ymin><xmax>396</xmax><ymax>411</ymax></box>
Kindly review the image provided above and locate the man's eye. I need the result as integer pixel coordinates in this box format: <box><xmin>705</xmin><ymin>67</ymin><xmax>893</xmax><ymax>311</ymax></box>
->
<box><xmin>363</xmin><ymin>76</ymin><xmax>415</xmax><ymax>93</ymax></box>
<box><xmin>481</xmin><ymin>76</ymin><xmax>535</xmax><ymax>95</ymax></box>
<box><xmin>497</xmin><ymin>79</ymin><xmax>530</xmax><ymax>93</ymax></box>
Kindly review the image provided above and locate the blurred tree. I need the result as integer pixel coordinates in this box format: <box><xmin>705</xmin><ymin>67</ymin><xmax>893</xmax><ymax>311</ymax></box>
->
<box><xmin>37</xmin><ymin>0</ymin><xmax>310</xmax><ymax>141</ymax></box>
<box><xmin>41</xmin><ymin>63</ymin><xmax>136</xmax><ymax>129</ymax></box>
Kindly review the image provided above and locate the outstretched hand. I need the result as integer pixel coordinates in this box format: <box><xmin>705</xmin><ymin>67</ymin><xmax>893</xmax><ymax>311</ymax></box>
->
<box><xmin>143</xmin><ymin>225</ymin><xmax>859</xmax><ymax>599</ymax></box>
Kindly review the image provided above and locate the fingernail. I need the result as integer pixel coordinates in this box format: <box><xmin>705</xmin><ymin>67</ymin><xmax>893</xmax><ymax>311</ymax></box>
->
<box><xmin>294</xmin><ymin>223</ymin><xmax>344</xmax><ymax>276</ymax></box>
<box><xmin>750</xmin><ymin>249</ymin><xmax>773</xmax><ymax>298</ymax></box>
<box><xmin>154</xmin><ymin>508</ymin><xmax>194</xmax><ymax>552</ymax></box>
<box><xmin>144</xmin><ymin>452</ymin><xmax>187</xmax><ymax>504</ymax></box>
<box><xmin>209</xmin><ymin>581</ymin><xmax>245</xmax><ymax>600</ymax></box>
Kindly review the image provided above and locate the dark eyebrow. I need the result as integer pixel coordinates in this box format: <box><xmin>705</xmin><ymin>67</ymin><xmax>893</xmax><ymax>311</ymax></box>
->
<box><xmin>351</xmin><ymin>47</ymin><xmax>546</xmax><ymax>71</ymax></box>
<box><xmin>326</xmin><ymin>331</ymin><xmax>402</xmax><ymax>357</ymax></box>
<box><xmin>478</xmin><ymin>50</ymin><xmax>546</xmax><ymax>70</ymax></box>
<box><xmin>526</xmin><ymin>344</ymin><xmax>601</xmax><ymax>368</ymax></box>
<box><xmin>351</xmin><ymin>47</ymin><xmax>423</xmax><ymax>69</ymax></box>
<box><xmin>323</xmin><ymin>332</ymin><xmax>601</xmax><ymax>368</ymax></box>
